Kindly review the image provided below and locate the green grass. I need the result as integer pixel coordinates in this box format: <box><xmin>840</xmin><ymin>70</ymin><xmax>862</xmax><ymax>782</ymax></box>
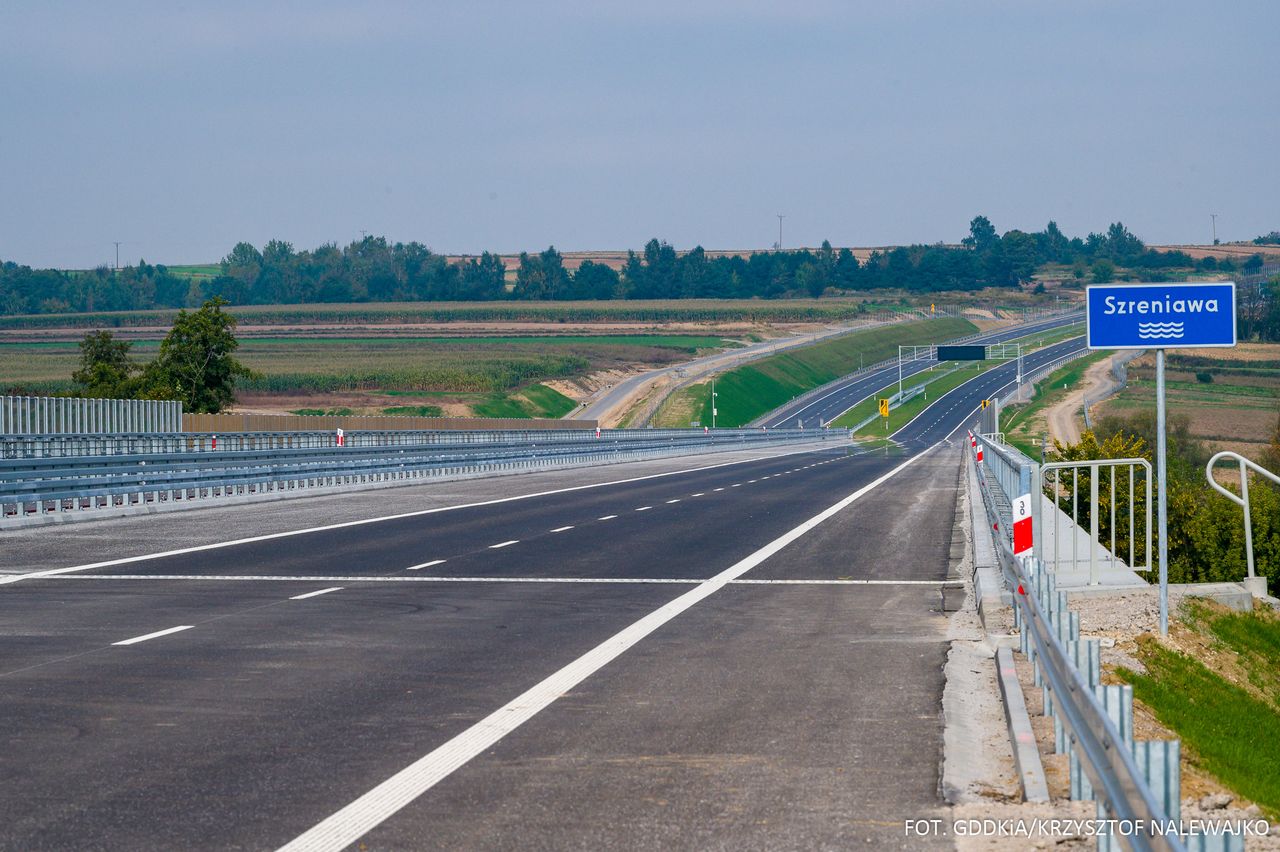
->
<box><xmin>166</xmin><ymin>264</ymin><xmax>221</xmax><ymax>280</ymax></box>
<box><xmin>468</xmin><ymin>384</ymin><xmax>576</xmax><ymax>419</ymax></box>
<box><xmin>517</xmin><ymin>384</ymin><xmax>577</xmax><ymax>418</ymax></box>
<box><xmin>1118</xmin><ymin>603</ymin><xmax>1280</xmax><ymax>817</ymax></box>
<box><xmin>382</xmin><ymin>405</ymin><xmax>444</xmax><ymax>417</ymax></box>
<box><xmin>470</xmin><ymin>395</ymin><xmax>533</xmax><ymax>419</ymax></box>
<box><xmin>687</xmin><ymin>317</ymin><xmax>976</xmax><ymax>427</ymax></box>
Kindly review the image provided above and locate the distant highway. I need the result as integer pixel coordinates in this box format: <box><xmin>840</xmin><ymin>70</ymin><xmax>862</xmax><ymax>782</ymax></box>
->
<box><xmin>759</xmin><ymin>312</ymin><xmax>1082</xmax><ymax>428</ymax></box>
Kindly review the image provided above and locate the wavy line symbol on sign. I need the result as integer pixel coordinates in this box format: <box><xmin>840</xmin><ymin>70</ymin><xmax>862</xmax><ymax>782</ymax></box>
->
<box><xmin>1137</xmin><ymin>321</ymin><xmax>1184</xmax><ymax>339</ymax></box>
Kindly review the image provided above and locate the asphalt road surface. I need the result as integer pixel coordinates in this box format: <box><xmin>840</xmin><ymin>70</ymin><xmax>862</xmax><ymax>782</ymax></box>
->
<box><xmin>0</xmin><ymin>336</ymin><xmax>1086</xmax><ymax>849</ymax></box>
<box><xmin>760</xmin><ymin>312</ymin><xmax>1082</xmax><ymax>428</ymax></box>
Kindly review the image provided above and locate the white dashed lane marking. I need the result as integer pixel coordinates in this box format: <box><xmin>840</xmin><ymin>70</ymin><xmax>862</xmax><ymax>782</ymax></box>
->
<box><xmin>407</xmin><ymin>560</ymin><xmax>446</xmax><ymax>570</ymax></box>
<box><xmin>488</xmin><ymin>540</ymin><xmax>519</xmax><ymax>549</ymax></box>
<box><xmin>597</xmin><ymin>515</ymin><xmax>617</xmax><ymax>521</ymax></box>
<box><xmin>112</xmin><ymin>625</ymin><xmax>194</xmax><ymax>646</ymax></box>
<box><xmin>635</xmin><ymin>506</ymin><xmax>652</xmax><ymax>512</ymax></box>
<box><xmin>290</xmin><ymin>587</ymin><xmax>343</xmax><ymax>600</ymax></box>
<box><xmin>550</xmin><ymin>526</ymin><xmax>574</xmax><ymax>533</ymax></box>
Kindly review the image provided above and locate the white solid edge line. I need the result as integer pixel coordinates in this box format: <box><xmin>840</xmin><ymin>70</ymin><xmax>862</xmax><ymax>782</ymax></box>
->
<box><xmin>290</xmin><ymin>587</ymin><xmax>344</xmax><ymax>600</ymax></box>
<box><xmin>52</xmin><ymin>574</ymin><xmax>946</xmax><ymax>586</ymax></box>
<box><xmin>1</xmin><ymin>446</ymin><xmax>830</xmax><ymax>586</ymax></box>
<box><xmin>274</xmin><ymin>447</ymin><xmax>932</xmax><ymax>852</ymax></box>
<box><xmin>488</xmin><ymin>540</ymin><xmax>519</xmax><ymax>549</ymax></box>
<box><xmin>406</xmin><ymin>559</ymin><xmax>446</xmax><ymax>571</ymax></box>
<box><xmin>112</xmin><ymin>625</ymin><xmax>194</xmax><ymax>646</ymax></box>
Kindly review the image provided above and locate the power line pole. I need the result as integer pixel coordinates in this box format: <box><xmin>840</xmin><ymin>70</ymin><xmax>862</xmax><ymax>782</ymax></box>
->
<box><xmin>776</xmin><ymin>214</ymin><xmax>785</xmax><ymax>250</ymax></box>
<box><xmin>113</xmin><ymin>241</ymin><xmax>121</xmax><ymax>271</ymax></box>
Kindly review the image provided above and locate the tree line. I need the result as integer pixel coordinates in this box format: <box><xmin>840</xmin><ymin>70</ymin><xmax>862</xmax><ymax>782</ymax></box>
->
<box><xmin>1</xmin><ymin>217</ymin><xmax>1271</xmax><ymax>317</ymax></box>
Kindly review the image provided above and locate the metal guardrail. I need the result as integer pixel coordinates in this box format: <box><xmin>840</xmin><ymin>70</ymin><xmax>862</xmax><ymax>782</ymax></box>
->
<box><xmin>2</xmin><ymin>395</ymin><xmax>182</xmax><ymax>435</ymax></box>
<box><xmin>1</xmin><ymin>427</ymin><xmax>769</xmax><ymax>459</ymax></box>
<box><xmin>0</xmin><ymin>427</ymin><xmax>843</xmax><ymax>525</ymax></box>
<box><xmin>970</xmin><ymin>445</ymin><xmax>1186</xmax><ymax>852</ymax></box>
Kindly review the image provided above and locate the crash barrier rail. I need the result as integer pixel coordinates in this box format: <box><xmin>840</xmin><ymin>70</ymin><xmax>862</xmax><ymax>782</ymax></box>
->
<box><xmin>0</xmin><ymin>427</ymin><xmax>841</xmax><ymax>524</ymax></box>
<box><xmin>972</xmin><ymin>448</ymin><xmax>1199</xmax><ymax>852</ymax></box>
<box><xmin>1</xmin><ymin>395</ymin><xmax>182</xmax><ymax>435</ymax></box>
<box><xmin>1206</xmin><ymin>451</ymin><xmax>1280</xmax><ymax>595</ymax></box>
<box><xmin>1</xmin><ymin>426</ymin><xmax>767</xmax><ymax>459</ymax></box>
<box><xmin>745</xmin><ymin>309</ymin><xmax>1085</xmax><ymax>427</ymax></box>
<box><xmin>975</xmin><ymin>432</ymin><xmax>1152</xmax><ymax>584</ymax></box>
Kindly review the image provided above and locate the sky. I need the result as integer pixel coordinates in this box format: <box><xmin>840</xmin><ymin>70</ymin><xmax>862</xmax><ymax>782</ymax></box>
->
<box><xmin>2</xmin><ymin>0</ymin><xmax>1276</xmax><ymax>269</ymax></box>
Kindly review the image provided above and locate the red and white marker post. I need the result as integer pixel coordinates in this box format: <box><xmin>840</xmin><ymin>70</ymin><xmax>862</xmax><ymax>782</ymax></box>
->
<box><xmin>1012</xmin><ymin>493</ymin><xmax>1033</xmax><ymax>556</ymax></box>
<box><xmin>336</xmin><ymin>428</ymin><xmax>345</xmax><ymax>447</ymax></box>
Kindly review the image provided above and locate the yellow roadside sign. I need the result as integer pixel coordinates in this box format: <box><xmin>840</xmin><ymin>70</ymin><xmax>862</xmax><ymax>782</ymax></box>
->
<box><xmin>980</xmin><ymin>399</ymin><xmax>990</xmax><ymax>409</ymax></box>
<box><xmin>878</xmin><ymin>398</ymin><xmax>890</xmax><ymax>417</ymax></box>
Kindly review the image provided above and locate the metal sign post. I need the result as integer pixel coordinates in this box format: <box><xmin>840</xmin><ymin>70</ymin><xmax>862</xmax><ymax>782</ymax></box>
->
<box><xmin>1086</xmin><ymin>281</ymin><xmax>1237</xmax><ymax>635</ymax></box>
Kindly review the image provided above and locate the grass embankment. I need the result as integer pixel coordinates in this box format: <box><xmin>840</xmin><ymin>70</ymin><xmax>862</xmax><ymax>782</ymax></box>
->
<box><xmin>1000</xmin><ymin>352</ymin><xmax>1110</xmax><ymax>457</ymax></box>
<box><xmin>1118</xmin><ymin>600</ymin><xmax>1280</xmax><ymax>818</ymax></box>
<box><xmin>655</xmin><ymin>317</ymin><xmax>976</xmax><ymax>428</ymax></box>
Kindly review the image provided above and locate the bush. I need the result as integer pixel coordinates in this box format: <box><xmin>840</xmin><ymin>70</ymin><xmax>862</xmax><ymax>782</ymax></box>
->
<box><xmin>1196</xmin><ymin>371</ymin><xmax>1214</xmax><ymax>384</ymax></box>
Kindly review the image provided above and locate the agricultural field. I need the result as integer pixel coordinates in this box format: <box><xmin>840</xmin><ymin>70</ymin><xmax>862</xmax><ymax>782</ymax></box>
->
<box><xmin>1096</xmin><ymin>345</ymin><xmax>1280</xmax><ymax>460</ymax></box>
<box><xmin>0</xmin><ymin>333</ymin><xmax>733</xmax><ymax>420</ymax></box>
<box><xmin>0</xmin><ymin>295</ymin><xmax>1060</xmax><ymax>333</ymax></box>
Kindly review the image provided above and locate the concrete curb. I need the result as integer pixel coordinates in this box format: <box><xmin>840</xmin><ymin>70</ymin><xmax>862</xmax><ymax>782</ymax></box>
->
<box><xmin>994</xmin><ymin>646</ymin><xmax>1050</xmax><ymax>803</ymax></box>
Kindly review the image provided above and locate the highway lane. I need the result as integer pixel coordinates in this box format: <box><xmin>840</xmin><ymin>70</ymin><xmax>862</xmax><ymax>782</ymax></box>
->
<box><xmin>891</xmin><ymin>335</ymin><xmax>1086</xmax><ymax>448</ymax></box>
<box><xmin>0</xmin><ymin>445</ymin><xmax>965</xmax><ymax>850</ymax></box>
<box><xmin>760</xmin><ymin>312</ymin><xmax>1082</xmax><ymax>428</ymax></box>
<box><xmin>0</xmin><ymin>332</ymin><xmax>1069</xmax><ymax>849</ymax></box>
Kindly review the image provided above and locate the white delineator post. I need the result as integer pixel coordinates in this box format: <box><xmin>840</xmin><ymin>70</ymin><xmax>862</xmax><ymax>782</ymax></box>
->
<box><xmin>1012</xmin><ymin>493</ymin><xmax>1033</xmax><ymax>556</ymax></box>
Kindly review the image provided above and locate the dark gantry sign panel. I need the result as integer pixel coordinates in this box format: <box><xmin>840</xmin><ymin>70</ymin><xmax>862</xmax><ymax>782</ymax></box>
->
<box><xmin>936</xmin><ymin>345</ymin><xmax>987</xmax><ymax>361</ymax></box>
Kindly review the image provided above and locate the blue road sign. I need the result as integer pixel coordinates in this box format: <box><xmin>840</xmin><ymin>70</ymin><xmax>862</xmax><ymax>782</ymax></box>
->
<box><xmin>1086</xmin><ymin>281</ymin><xmax>1236</xmax><ymax>349</ymax></box>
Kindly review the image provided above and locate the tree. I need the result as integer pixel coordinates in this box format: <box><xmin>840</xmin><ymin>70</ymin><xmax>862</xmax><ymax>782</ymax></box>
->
<box><xmin>147</xmin><ymin>297</ymin><xmax>254</xmax><ymax>413</ymax></box>
<box><xmin>1092</xmin><ymin>258</ymin><xmax>1116</xmax><ymax>283</ymax></box>
<box><xmin>72</xmin><ymin>331</ymin><xmax>138</xmax><ymax>398</ymax></box>
<box><xmin>962</xmin><ymin>215</ymin><xmax>998</xmax><ymax>253</ymax></box>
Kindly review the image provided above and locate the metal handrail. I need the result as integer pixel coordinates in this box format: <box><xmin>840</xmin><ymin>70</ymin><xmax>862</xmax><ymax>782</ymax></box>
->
<box><xmin>1206</xmin><ymin>450</ymin><xmax>1280</xmax><ymax>586</ymax></box>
